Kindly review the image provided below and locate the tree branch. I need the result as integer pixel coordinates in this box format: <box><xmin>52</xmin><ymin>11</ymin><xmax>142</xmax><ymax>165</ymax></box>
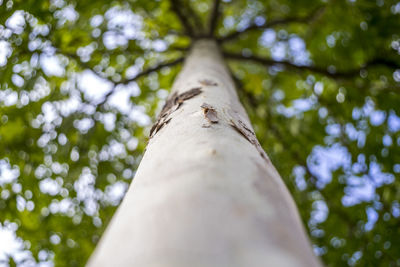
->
<box><xmin>96</xmin><ymin>57</ymin><xmax>185</xmax><ymax>106</ymax></box>
<box><xmin>208</xmin><ymin>0</ymin><xmax>221</xmax><ymax>37</ymax></box>
<box><xmin>143</xmin><ymin>12</ymin><xmax>187</xmax><ymax>38</ymax></box>
<box><xmin>218</xmin><ymin>6</ymin><xmax>326</xmax><ymax>43</ymax></box>
<box><xmin>223</xmin><ymin>51</ymin><xmax>400</xmax><ymax>79</ymax></box>
<box><xmin>121</xmin><ymin>57</ymin><xmax>185</xmax><ymax>84</ymax></box>
<box><xmin>182</xmin><ymin>1</ymin><xmax>205</xmax><ymax>36</ymax></box>
<box><xmin>169</xmin><ymin>0</ymin><xmax>195</xmax><ymax>37</ymax></box>
<box><xmin>230</xmin><ymin>71</ymin><xmax>258</xmax><ymax>107</ymax></box>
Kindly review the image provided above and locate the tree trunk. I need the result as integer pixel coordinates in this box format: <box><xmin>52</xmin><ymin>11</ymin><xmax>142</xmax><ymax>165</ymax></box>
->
<box><xmin>87</xmin><ymin>39</ymin><xmax>321</xmax><ymax>267</ymax></box>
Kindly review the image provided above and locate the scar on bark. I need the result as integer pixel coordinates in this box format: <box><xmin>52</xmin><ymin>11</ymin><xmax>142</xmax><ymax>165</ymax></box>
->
<box><xmin>149</xmin><ymin>87</ymin><xmax>202</xmax><ymax>138</ymax></box>
<box><xmin>201</xmin><ymin>103</ymin><xmax>219</xmax><ymax>124</ymax></box>
<box><xmin>199</xmin><ymin>79</ymin><xmax>218</xmax><ymax>86</ymax></box>
<box><xmin>229</xmin><ymin>118</ymin><xmax>270</xmax><ymax>163</ymax></box>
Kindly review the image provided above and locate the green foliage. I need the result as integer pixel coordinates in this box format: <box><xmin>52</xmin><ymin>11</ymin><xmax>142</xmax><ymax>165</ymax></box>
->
<box><xmin>0</xmin><ymin>0</ymin><xmax>400</xmax><ymax>266</ymax></box>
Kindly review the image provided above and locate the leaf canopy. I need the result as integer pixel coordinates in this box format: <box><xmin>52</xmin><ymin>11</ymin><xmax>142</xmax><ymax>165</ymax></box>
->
<box><xmin>0</xmin><ymin>0</ymin><xmax>400</xmax><ymax>266</ymax></box>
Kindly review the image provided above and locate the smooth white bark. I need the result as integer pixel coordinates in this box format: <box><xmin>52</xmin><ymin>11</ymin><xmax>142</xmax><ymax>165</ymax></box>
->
<box><xmin>88</xmin><ymin>39</ymin><xmax>321</xmax><ymax>267</ymax></box>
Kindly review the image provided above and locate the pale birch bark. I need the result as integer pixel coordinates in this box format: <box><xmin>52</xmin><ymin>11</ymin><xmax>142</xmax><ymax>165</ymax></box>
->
<box><xmin>87</xmin><ymin>39</ymin><xmax>321</xmax><ymax>267</ymax></box>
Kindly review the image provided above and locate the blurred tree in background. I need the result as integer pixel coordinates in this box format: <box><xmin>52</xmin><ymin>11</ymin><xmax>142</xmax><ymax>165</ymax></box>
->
<box><xmin>0</xmin><ymin>0</ymin><xmax>400</xmax><ymax>266</ymax></box>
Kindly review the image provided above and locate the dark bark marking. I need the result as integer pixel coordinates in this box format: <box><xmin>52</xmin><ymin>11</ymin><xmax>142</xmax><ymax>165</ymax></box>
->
<box><xmin>150</xmin><ymin>88</ymin><xmax>203</xmax><ymax>138</ymax></box>
<box><xmin>229</xmin><ymin>119</ymin><xmax>270</xmax><ymax>163</ymax></box>
<box><xmin>201</xmin><ymin>103</ymin><xmax>219</xmax><ymax>123</ymax></box>
<box><xmin>159</xmin><ymin>92</ymin><xmax>179</xmax><ymax>119</ymax></box>
<box><xmin>177</xmin><ymin>87</ymin><xmax>202</xmax><ymax>102</ymax></box>
<box><xmin>149</xmin><ymin>123</ymin><xmax>158</xmax><ymax>137</ymax></box>
<box><xmin>199</xmin><ymin>79</ymin><xmax>218</xmax><ymax>86</ymax></box>
<box><xmin>159</xmin><ymin>87</ymin><xmax>202</xmax><ymax>119</ymax></box>
<box><xmin>150</xmin><ymin>117</ymin><xmax>172</xmax><ymax>137</ymax></box>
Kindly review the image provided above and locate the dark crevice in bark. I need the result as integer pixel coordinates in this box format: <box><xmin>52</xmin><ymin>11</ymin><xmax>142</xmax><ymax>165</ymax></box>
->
<box><xmin>229</xmin><ymin>116</ymin><xmax>270</xmax><ymax>164</ymax></box>
<box><xmin>150</xmin><ymin>87</ymin><xmax>203</xmax><ymax>138</ymax></box>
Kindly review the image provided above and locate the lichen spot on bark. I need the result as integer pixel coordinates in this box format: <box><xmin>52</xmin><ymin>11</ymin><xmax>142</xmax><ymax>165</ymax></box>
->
<box><xmin>199</xmin><ymin>79</ymin><xmax>218</xmax><ymax>86</ymax></box>
<box><xmin>201</xmin><ymin>103</ymin><xmax>218</xmax><ymax>124</ymax></box>
<box><xmin>208</xmin><ymin>148</ymin><xmax>217</xmax><ymax>155</ymax></box>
